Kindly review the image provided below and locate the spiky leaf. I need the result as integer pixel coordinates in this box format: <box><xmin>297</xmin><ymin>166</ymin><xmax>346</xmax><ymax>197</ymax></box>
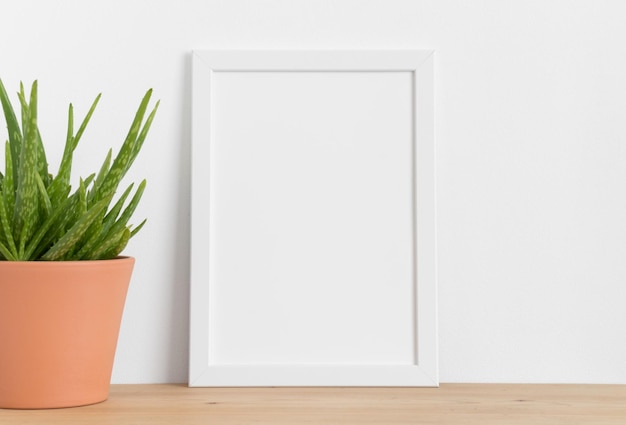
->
<box><xmin>0</xmin><ymin>81</ymin><xmax>156</xmax><ymax>261</ymax></box>
<box><xmin>0</xmin><ymin>79</ymin><xmax>22</xmax><ymax>187</ymax></box>
<box><xmin>41</xmin><ymin>196</ymin><xmax>110</xmax><ymax>261</ymax></box>
<box><xmin>14</xmin><ymin>81</ymin><xmax>40</xmax><ymax>256</ymax></box>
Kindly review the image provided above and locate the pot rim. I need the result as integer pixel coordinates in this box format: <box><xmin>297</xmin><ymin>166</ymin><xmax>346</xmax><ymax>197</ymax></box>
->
<box><xmin>0</xmin><ymin>256</ymin><xmax>135</xmax><ymax>268</ymax></box>
<box><xmin>0</xmin><ymin>255</ymin><xmax>135</xmax><ymax>264</ymax></box>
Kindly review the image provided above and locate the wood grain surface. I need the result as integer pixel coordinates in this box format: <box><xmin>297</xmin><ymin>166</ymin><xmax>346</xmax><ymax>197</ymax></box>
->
<box><xmin>1</xmin><ymin>384</ymin><xmax>625</xmax><ymax>424</ymax></box>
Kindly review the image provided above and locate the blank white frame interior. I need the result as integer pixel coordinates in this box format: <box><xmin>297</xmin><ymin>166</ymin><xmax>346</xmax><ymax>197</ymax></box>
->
<box><xmin>190</xmin><ymin>50</ymin><xmax>436</xmax><ymax>386</ymax></box>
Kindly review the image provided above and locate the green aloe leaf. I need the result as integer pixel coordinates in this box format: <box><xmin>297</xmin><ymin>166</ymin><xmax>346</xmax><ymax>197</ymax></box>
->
<box><xmin>109</xmin><ymin>227</ymin><xmax>131</xmax><ymax>258</ymax></box>
<box><xmin>14</xmin><ymin>81</ymin><xmax>40</xmax><ymax>256</ymax></box>
<box><xmin>92</xmin><ymin>90</ymin><xmax>155</xmax><ymax>204</ymax></box>
<box><xmin>73</xmin><ymin>94</ymin><xmax>101</xmax><ymax>149</ymax></box>
<box><xmin>98</xmin><ymin>180</ymin><xmax>146</xmax><ymax>251</ymax></box>
<box><xmin>88</xmin><ymin>148</ymin><xmax>112</xmax><ymax>203</ymax></box>
<box><xmin>0</xmin><ymin>81</ymin><xmax>157</xmax><ymax>261</ymax></box>
<box><xmin>23</xmin><ymin>191</ymin><xmax>78</xmax><ymax>260</ymax></box>
<box><xmin>75</xmin><ymin>182</ymin><xmax>134</xmax><ymax>260</ymax></box>
<box><xmin>35</xmin><ymin>172</ymin><xmax>52</xmax><ymax>217</ymax></box>
<box><xmin>17</xmin><ymin>83</ymin><xmax>28</xmax><ymax>137</ymax></box>
<box><xmin>47</xmin><ymin>94</ymin><xmax>99</xmax><ymax>207</ymax></box>
<box><xmin>0</xmin><ymin>194</ymin><xmax>17</xmax><ymax>257</ymax></box>
<box><xmin>0</xmin><ymin>240</ymin><xmax>16</xmax><ymax>261</ymax></box>
<box><xmin>35</xmin><ymin>129</ymin><xmax>48</xmax><ymax>186</ymax></box>
<box><xmin>41</xmin><ymin>196</ymin><xmax>110</xmax><ymax>261</ymax></box>
<box><xmin>110</xmin><ymin>180</ymin><xmax>145</xmax><ymax>231</ymax></box>
<box><xmin>126</xmin><ymin>100</ymin><xmax>159</xmax><ymax>174</ymax></box>
<box><xmin>0</xmin><ymin>79</ymin><xmax>22</xmax><ymax>184</ymax></box>
<box><xmin>47</xmin><ymin>104</ymin><xmax>74</xmax><ymax>206</ymax></box>
<box><xmin>130</xmin><ymin>218</ymin><xmax>146</xmax><ymax>238</ymax></box>
<box><xmin>78</xmin><ymin>178</ymin><xmax>88</xmax><ymax>217</ymax></box>
<box><xmin>3</xmin><ymin>141</ymin><xmax>15</xmax><ymax>214</ymax></box>
<box><xmin>25</xmin><ymin>172</ymin><xmax>97</xmax><ymax>261</ymax></box>
<box><xmin>90</xmin><ymin>227</ymin><xmax>130</xmax><ymax>260</ymax></box>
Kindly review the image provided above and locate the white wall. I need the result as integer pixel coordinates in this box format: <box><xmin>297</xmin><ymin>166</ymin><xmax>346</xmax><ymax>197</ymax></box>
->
<box><xmin>1</xmin><ymin>0</ymin><xmax>625</xmax><ymax>384</ymax></box>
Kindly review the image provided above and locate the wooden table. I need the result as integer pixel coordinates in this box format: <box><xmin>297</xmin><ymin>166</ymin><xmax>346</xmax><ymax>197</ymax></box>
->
<box><xmin>1</xmin><ymin>384</ymin><xmax>625</xmax><ymax>424</ymax></box>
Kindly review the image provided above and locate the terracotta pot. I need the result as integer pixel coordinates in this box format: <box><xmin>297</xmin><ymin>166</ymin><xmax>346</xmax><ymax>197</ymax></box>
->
<box><xmin>0</xmin><ymin>257</ymin><xmax>134</xmax><ymax>409</ymax></box>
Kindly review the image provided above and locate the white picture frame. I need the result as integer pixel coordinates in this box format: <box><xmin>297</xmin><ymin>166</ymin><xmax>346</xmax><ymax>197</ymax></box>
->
<box><xmin>190</xmin><ymin>50</ymin><xmax>436</xmax><ymax>386</ymax></box>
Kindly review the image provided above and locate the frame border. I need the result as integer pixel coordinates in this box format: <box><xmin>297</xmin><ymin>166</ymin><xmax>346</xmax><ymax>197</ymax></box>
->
<box><xmin>190</xmin><ymin>50</ymin><xmax>436</xmax><ymax>386</ymax></box>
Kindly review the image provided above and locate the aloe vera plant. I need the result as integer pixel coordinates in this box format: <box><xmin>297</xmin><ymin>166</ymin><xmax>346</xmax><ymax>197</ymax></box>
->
<box><xmin>0</xmin><ymin>80</ymin><xmax>158</xmax><ymax>261</ymax></box>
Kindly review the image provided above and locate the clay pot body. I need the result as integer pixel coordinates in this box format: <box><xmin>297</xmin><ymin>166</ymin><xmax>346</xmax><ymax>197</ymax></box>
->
<box><xmin>0</xmin><ymin>257</ymin><xmax>134</xmax><ymax>409</ymax></box>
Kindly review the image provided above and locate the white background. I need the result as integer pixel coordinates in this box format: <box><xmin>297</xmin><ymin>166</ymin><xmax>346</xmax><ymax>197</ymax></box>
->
<box><xmin>1</xmin><ymin>0</ymin><xmax>625</xmax><ymax>384</ymax></box>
